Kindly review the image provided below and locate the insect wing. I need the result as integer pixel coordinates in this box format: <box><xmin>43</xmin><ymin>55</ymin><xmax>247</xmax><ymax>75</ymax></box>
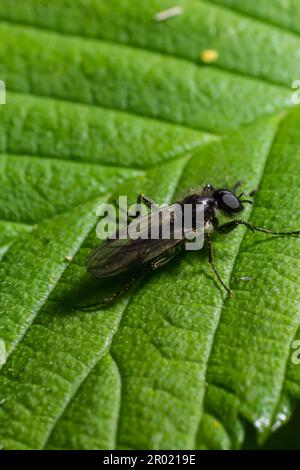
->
<box><xmin>87</xmin><ymin>205</ymin><xmax>186</xmax><ymax>278</ymax></box>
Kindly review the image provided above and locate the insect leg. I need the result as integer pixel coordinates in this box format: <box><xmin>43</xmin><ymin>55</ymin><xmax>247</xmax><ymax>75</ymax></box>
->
<box><xmin>216</xmin><ymin>220</ymin><xmax>300</xmax><ymax>237</ymax></box>
<box><xmin>205</xmin><ymin>234</ymin><xmax>233</xmax><ymax>297</ymax></box>
<box><xmin>137</xmin><ymin>194</ymin><xmax>159</xmax><ymax>211</ymax></box>
<box><xmin>76</xmin><ymin>274</ymin><xmax>143</xmax><ymax>311</ymax></box>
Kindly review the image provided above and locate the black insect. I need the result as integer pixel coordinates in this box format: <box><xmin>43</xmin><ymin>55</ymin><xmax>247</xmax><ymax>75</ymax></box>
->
<box><xmin>85</xmin><ymin>183</ymin><xmax>300</xmax><ymax>305</ymax></box>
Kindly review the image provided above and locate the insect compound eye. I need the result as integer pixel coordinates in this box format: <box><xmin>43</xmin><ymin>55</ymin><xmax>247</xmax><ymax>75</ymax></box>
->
<box><xmin>215</xmin><ymin>189</ymin><xmax>243</xmax><ymax>213</ymax></box>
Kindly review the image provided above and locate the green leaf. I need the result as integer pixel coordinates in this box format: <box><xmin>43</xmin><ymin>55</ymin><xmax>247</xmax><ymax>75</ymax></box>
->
<box><xmin>0</xmin><ymin>21</ymin><xmax>291</xmax><ymax>133</ymax></box>
<box><xmin>0</xmin><ymin>0</ymin><xmax>300</xmax><ymax>450</ymax></box>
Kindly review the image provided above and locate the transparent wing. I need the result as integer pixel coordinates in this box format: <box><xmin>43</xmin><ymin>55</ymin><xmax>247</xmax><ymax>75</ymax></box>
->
<box><xmin>87</xmin><ymin>206</ymin><xmax>189</xmax><ymax>278</ymax></box>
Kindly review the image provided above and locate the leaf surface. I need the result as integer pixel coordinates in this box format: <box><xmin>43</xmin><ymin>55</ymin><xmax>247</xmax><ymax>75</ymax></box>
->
<box><xmin>0</xmin><ymin>0</ymin><xmax>299</xmax><ymax>450</ymax></box>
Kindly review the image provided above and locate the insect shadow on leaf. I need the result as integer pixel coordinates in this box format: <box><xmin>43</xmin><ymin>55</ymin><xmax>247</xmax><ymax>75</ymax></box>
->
<box><xmin>59</xmin><ymin>267</ymin><xmax>148</xmax><ymax>313</ymax></box>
